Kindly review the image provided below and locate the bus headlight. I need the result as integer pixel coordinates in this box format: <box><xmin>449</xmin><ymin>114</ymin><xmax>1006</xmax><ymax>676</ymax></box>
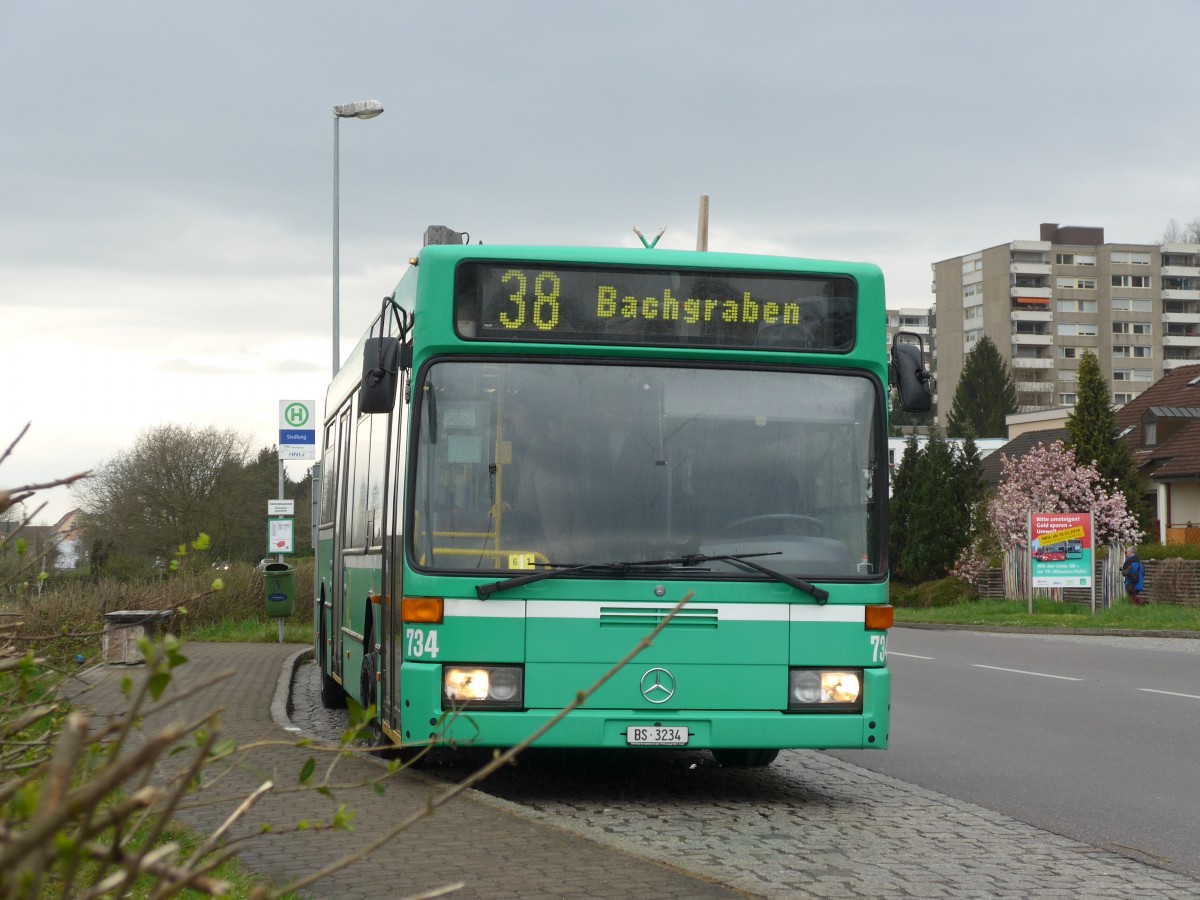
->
<box><xmin>443</xmin><ymin>666</ymin><xmax>524</xmax><ymax>709</ymax></box>
<box><xmin>788</xmin><ymin>669</ymin><xmax>863</xmax><ymax>712</ymax></box>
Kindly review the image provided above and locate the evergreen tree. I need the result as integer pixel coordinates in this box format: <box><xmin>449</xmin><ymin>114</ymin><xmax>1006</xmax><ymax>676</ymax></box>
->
<box><xmin>901</xmin><ymin>428</ymin><xmax>969</xmax><ymax>581</ymax></box>
<box><xmin>888</xmin><ymin>434</ymin><xmax>920</xmax><ymax>578</ymax></box>
<box><xmin>1065</xmin><ymin>350</ymin><xmax>1151</xmax><ymax>531</ymax></box>
<box><xmin>955</xmin><ymin>431</ymin><xmax>987</xmax><ymax>512</ymax></box>
<box><xmin>946</xmin><ymin>336</ymin><xmax>1017</xmax><ymax>438</ymax></box>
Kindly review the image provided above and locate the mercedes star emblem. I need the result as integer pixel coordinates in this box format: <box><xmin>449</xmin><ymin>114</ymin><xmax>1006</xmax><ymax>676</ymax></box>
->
<box><xmin>639</xmin><ymin>667</ymin><xmax>676</xmax><ymax>704</ymax></box>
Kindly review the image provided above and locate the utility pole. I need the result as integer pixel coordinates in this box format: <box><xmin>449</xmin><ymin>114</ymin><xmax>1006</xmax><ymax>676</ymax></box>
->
<box><xmin>696</xmin><ymin>194</ymin><xmax>710</xmax><ymax>251</ymax></box>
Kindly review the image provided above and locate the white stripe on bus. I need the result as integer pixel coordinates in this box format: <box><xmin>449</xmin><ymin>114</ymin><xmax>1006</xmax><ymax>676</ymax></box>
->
<box><xmin>442</xmin><ymin>599</ymin><xmax>867</xmax><ymax>623</ymax></box>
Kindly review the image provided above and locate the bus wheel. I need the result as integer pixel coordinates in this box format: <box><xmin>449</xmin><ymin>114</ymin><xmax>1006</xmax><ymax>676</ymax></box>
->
<box><xmin>318</xmin><ymin>622</ymin><xmax>345</xmax><ymax>709</ymax></box>
<box><xmin>320</xmin><ymin>669</ymin><xmax>345</xmax><ymax>709</ymax></box>
<box><xmin>360</xmin><ymin>646</ymin><xmax>378</xmax><ymax>715</ymax></box>
<box><xmin>711</xmin><ymin>748</ymin><xmax>780</xmax><ymax>767</ymax></box>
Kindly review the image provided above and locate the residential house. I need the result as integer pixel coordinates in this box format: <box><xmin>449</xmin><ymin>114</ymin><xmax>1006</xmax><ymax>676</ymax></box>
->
<box><xmin>1115</xmin><ymin>364</ymin><xmax>1200</xmax><ymax>545</ymax></box>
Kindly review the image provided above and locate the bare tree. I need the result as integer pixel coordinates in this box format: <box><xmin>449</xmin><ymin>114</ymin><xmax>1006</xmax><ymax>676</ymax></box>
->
<box><xmin>74</xmin><ymin>425</ymin><xmax>253</xmax><ymax>564</ymax></box>
<box><xmin>1161</xmin><ymin>217</ymin><xmax>1200</xmax><ymax>243</ymax></box>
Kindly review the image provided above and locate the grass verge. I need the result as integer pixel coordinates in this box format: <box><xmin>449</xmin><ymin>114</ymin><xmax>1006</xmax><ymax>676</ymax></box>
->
<box><xmin>187</xmin><ymin>616</ymin><xmax>311</xmax><ymax>643</ymax></box>
<box><xmin>895</xmin><ymin>594</ymin><xmax>1200</xmax><ymax>632</ymax></box>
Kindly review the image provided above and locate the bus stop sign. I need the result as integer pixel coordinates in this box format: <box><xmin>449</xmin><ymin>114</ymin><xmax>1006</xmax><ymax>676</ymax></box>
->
<box><xmin>279</xmin><ymin>400</ymin><xmax>316</xmax><ymax>460</ymax></box>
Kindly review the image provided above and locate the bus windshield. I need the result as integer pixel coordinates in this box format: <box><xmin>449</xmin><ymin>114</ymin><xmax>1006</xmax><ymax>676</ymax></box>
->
<box><xmin>410</xmin><ymin>359</ymin><xmax>883</xmax><ymax>580</ymax></box>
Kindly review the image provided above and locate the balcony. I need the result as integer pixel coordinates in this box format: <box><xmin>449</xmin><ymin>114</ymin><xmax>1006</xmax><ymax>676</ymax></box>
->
<box><xmin>1164</xmin><ymin>334</ymin><xmax>1200</xmax><ymax>347</ymax></box>
<box><xmin>1162</xmin><ymin>289</ymin><xmax>1200</xmax><ymax>301</ymax></box>
<box><xmin>1010</xmin><ymin>262</ymin><xmax>1052</xmax><ymax>276</ymax></box>
<box><xmin>1163</xmin><ymin>312</ymin><xmax>1200</xmax><ymax>325</ymax></box>
<box><xmin>1010</xmin><ymin>357</ymin><xmax>1054</xmax><ymax>369</ymax></box>
<box><xmin>1011</xmin><ymin>240</ymin><xmax>1051</xmax><ymax>253</ymax></box>
<box><xmin>1011</xmin><ymin>309</ymin><xmax>1053</xmax><ymax>323</ymax></box>
<box><xmin>1164</xmin><ymin>356</ymin><xmax>1200</xmax><ymax>370</ymax></box>
<box><xmin>1011</xmin><ymin>333</ymin><xmax>1053</xmax><ymax>346</ymax></box>
<box><xmin>1162</xmin><ymin>242</ymin><xmax>1200</xmax><ymax>255</ymax></box>
<box><xmin>1011</xmin><ymin>287</ymin><xmax>1052</xmax><ymax>301</ymax></box>
<box><xmin>1161</xmin><ymin>265</ymin><xmax>1200</xmax><ymax>278</ymax></box>
<box><xmin>1016</xmin><ymin>381</ymin><xmax>1054</xmax><ymax>393</ymax></box>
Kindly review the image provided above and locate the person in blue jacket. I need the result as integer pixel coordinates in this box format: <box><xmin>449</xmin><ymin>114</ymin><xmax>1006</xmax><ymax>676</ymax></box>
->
<box><xmin>1121</xmin><ymin>548</ymin><xmax>1146</xmax><ymax>606</ymax></box>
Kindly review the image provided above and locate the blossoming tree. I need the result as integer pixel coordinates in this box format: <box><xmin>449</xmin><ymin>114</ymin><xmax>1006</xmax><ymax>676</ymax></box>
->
<box><xmin>956</xmin><ymin>440</ymin><xmax>1143</xmax><ymax>585</ymax></box>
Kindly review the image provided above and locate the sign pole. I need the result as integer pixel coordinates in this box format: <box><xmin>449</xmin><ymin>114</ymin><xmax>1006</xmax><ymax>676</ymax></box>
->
<box><xmin>275</xmin><ymin>399</ymin><xmax>314</xmax><ymax>644</ymax></box>
<box><xmin>278</xmin><ymin>457</ymin><xmax>284</xmax><ymax>644</ymax></box>
<box><xmin>1089</xmin><ymin>511</ymin><xmax>1096</xmax><ymax>616</ymax></box>
<box><xmin>1027</xmin><ymin>511</ymin><xmax>1033</xmax><ymax>616</ymax></box>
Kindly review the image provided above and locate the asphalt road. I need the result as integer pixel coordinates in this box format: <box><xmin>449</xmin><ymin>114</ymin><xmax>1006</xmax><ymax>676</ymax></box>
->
<box><xmin>828</xmin><ymin>627</ymin><xmax>1200</xmax><ymax>879</ymax></box>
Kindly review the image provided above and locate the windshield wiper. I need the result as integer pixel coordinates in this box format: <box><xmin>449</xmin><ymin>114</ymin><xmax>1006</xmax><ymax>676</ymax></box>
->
<box><xmin>475</xmin><ymin>560</ymin><xmax>679</xmax><ymax>599</ymax></box>
<box><xmin>687</xmin><ymin>552</ymin><xmax>829</xmax><ymax>605</ymax></box>
<box><xmin>474</xmin><ymin>551</ymin><xmax>828</xmax><ymax>604</ymax></box>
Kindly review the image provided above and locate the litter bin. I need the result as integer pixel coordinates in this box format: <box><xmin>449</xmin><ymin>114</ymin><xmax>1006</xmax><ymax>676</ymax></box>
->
<box><xmin>263</xmin><ymin>563</ymin><xmax>295</xmax><ymax>617</ymax></box>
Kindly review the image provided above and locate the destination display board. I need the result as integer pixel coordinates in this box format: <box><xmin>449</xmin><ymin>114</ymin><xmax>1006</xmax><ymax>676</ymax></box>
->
<box><xmin>454</xmin><ymin>261</ymin><xmax>856</xmax><ymax>352</ymax></box>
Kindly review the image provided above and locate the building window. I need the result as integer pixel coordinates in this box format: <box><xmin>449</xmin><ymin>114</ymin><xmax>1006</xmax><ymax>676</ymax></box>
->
<box><xmin>1057</xmin><ymin>347</ymin><xmax>1078</xmax><ymax>359</ymax></box>
<box><xmin>1058</xmin><ymin>368</ymin><xmax>1078</xmax><ymax>382</ymax></box>
<box><xmin>1112</xmin><ymin>274</ymin><xmax>1152</xmax><ymax>288</ymax></box>
<box><xmin>1145</xmin><ymin>421</ymin><xmax>1157</xmax><ymax>445</ymax></box>
<box><xmin>1059</xmin><ymin>393</ymin><xmax>1077</xmax><ymax>406</ymax></box>
<box><xmin>1057</xmin><ymin>323</ymin><xmax>1098</xmax><ymax>337</ymax></box>
<box><xmin>1055</xmin><ymin>252</ymin><xmax>1096</xmax><ymax>266</ymax></box>
<box><xmin>963</xmin><ymin>283</ymin><xmax>981</xmax><ymax>299</ymax></box>
<box><xmin>1114</xmin><ymin>322</ymin><xmax>1153</xmax><ymax>335</ymax></box>
<box><xmin>1111</xmin><ymin>251</ymin><xmax>1151</xmax><ymax>265</ymax></box>
<box><xmin>962</xmin><ymin>258</ymin><xmax>983</xmax><ymax>276</ymax></box>
<box><xmin>964</xmin><ymin>303</ymin><xmax>983</xmax><ymax>321</ymax></box>
<box><xmin>1114</xmin><ymin>346</ymin><xmax>1153</xmax><ymax>358</ymax></box>
<box><xmin>1132</xmin><ymin>368</ymin><xmax>1153</xmax><ymax>381</ymax></box>
<box><xmin>1056</xmin><ymin>299</ymin><xmax>1097</xmax><ymax>313</ymax></box>
<box><xmin>1114</xmin><ymin>393</ymin><xmax>1133</xmax><ymax>405</ymax></box>
<box><xmin>1112</xmin><ymin>298</ymin><xmax>1152</xmax><ymax>312</ymax></box>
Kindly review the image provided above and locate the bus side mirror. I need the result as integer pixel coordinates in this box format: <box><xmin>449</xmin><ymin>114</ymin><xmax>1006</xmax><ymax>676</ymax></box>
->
<box><xmin>360</xmin><ymin>336</ymin><xmax>402</xmax><ymax>414</ymax></box>
<box><xmin>890</xmin><ymin>334</ymin><xmax>933</xmax><ymax>413</ymax></box>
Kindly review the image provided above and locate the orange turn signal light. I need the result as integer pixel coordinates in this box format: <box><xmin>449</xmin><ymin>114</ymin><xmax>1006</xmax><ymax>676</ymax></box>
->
<box><xmin>865</xmin><ymin>605</ymin><xmax>894</xmax><ymax>631</ymax></box>
<box><xmin>401</xmin><ymin>596</ymin><xmax>444</xmax><ymax>624</ymax></box>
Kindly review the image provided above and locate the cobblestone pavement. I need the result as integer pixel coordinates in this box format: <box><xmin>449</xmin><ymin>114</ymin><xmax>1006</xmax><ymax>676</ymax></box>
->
<box><xmin>290</xmin><ymin>651</ymin><xmax>1200</xmax><ymax>899</ymax></box>
<box><xmin>68</xmin><ymin>641</ymin><xmax>1200</xmax><ymax>899</ymax></box>
<box><xmin>66</xmin><ymin>643</ymin><xmax>742</xmax><ymax>900</ymax></box>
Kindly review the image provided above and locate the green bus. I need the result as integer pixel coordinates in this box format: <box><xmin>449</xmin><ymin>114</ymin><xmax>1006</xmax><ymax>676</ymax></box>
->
<box><xmin>315</xmin><ymin>231</ymin><xmax>931</xmax><ymax>766</ymax></box>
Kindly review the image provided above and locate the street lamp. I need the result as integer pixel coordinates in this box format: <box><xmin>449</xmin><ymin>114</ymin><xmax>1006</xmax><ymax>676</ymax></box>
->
<box><xmin>333</xmin><ymin>99</ymin><xmax>384</xmax><ymax>376</ymax></box>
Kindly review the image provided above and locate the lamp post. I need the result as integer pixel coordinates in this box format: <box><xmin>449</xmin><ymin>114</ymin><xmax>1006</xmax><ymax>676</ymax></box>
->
<box><xmin>332</xmin><ymin>100</ymin><xmax>384</xmax><ymax>376</ymax></box>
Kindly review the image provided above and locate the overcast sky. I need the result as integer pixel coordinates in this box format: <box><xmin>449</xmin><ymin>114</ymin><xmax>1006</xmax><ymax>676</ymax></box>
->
<box><xmin>4</xmin><ymin>1</ymin><xmax>1199</xmax><ymax>525</ymax></box>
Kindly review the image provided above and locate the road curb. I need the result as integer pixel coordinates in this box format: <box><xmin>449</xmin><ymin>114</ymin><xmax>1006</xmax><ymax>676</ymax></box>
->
<box><xmin>894</xmin><ymin>622</ymin><xmax>1200</xmax><ymax>639</ymax></box>
<box><xmin>270</xmin><ymin>644</ymin><xmax>314</xmax><ymax>732</ymax></box>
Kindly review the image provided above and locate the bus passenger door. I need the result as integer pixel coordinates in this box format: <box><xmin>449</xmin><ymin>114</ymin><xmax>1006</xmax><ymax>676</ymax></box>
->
<box><xmin>381</xmin><ymin>397</ymin><xmax>409</xmax><ymax>736</ymax></box>
<box><xmin>331</xmin><ymin>406</ymin><xmax>353</xmax><ymax>685</ymax></box>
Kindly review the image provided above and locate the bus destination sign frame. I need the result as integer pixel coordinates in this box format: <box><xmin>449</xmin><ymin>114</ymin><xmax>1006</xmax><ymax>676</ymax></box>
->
<box><xmin>454</xmin><ymin>261</ymin><xmax>857</xmax><ymax>353</ymax></box>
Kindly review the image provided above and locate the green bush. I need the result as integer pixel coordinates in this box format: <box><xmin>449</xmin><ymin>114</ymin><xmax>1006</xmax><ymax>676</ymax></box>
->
<box><xmin>890</xmin><ymin>576</ymin><xmax>974</xmax><ymax>608</ymax></box>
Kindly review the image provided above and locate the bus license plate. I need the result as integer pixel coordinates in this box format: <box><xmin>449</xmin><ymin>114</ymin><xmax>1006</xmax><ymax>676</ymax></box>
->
<box><xmin>626</xmin><ymin>725</ymin><xmax>688</xmax><ymax>746</ymax></box>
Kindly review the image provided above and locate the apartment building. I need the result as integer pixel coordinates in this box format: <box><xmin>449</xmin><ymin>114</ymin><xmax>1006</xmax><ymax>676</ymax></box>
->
<box><xmin>931</xmin><ymin>223</ymin><xmax>1200</xmax><ymax>420</ymax></box>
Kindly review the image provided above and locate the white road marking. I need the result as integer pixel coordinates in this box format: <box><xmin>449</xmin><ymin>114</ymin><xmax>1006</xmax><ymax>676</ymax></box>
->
<box><xmin>889</xmin><ymin>652</ymin><xmax>935</xmax><ymax>660</ymax></box>
<box><xmin>1137</xmin><ymin>688</ymin><xmax>1200</xmax><ymax>700</ymax></box>
<box><xmin>972</xmin><ymin>664</ymin><xmax>1082</xmax><ymax>681</ymax></box>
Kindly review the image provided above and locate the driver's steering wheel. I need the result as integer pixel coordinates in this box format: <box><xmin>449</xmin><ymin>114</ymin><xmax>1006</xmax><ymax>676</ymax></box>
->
<box><xmin>720</xmin><ymin>514</ymin><xmax>824</xmax><ymax>538</ymax></box>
